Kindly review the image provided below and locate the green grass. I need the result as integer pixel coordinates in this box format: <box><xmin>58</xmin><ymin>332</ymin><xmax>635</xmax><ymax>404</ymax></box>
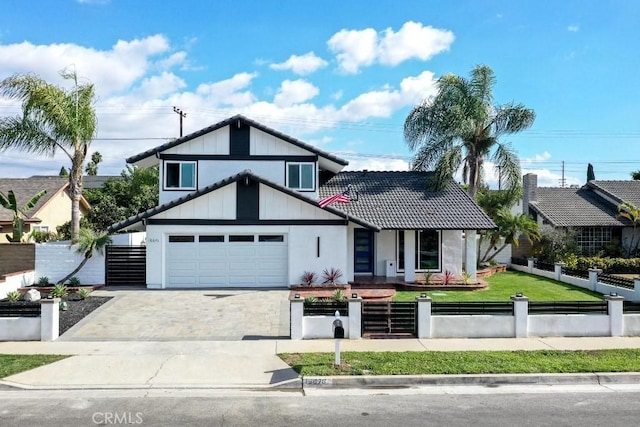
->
<box><xmin>280</xmin><ymin>349</ymin><xmax>640</xmax><ymax>376</ymax></box>
<box><xmin>393</xmin><ymin>270</ymin><xmax>603</xmax><ymax>302</ymax></box>
<box><xmin>0</xmin><ymin>354</ymin><xmax>68</xmax><ymax>378</ymax></box>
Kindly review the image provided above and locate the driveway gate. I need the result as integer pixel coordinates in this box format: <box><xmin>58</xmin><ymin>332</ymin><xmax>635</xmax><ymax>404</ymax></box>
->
<box><xmin>361</xmin><ymin>301</ymin><xmax>417</xmax><ymax>337</ymax></box>
<box><xmin>105</xmin><ymin>246</ymin><xmax>146</xmax><ymax>286</ymax></box>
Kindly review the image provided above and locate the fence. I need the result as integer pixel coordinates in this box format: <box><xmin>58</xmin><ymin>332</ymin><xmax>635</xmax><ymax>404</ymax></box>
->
<box><xmin>303</xmin><ymin>301</ymin><xmax>348</xmax><ymax>316</ymax></box>
<box><xmin>290</xmin><ymin>294</ymin><xmax>640</xmax><ymax>339</ymax></box>
<box><xmin>0</xmin><ymin>298</ymin><xmax>60</xmax><ymax>341</ymax></box>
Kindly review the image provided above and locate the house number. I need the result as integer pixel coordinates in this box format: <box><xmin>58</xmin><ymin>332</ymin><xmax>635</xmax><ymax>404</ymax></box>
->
<box><xmin>304</xmin><ymin>378</ymin><xmax>332</xmax><ymax>386</ymax></box>
<box><xmin>148</xmin><ymin>238</ymin><xmax>160</xmax><ymax>243</ymax></box>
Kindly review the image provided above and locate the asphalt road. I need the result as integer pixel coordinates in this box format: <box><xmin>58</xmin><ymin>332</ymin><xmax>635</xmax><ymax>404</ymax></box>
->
<box><xmin>1</xmin><ymin>386</ymin><xmax>639</xmax><ymax>426</ymax></box>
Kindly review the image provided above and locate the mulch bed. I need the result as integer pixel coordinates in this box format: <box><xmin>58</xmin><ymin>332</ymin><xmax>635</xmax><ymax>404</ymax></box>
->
<box><xmin>0</xmin><ymin>294</ymin><xmax>112</xmax><ymax>336</ymax></box>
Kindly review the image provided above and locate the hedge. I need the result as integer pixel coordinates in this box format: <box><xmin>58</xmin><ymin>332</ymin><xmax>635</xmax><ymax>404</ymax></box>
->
<box><xmin>576</xmin><ymin>257</ymin><xmax>640</xmax><ymax>273</ymax></box>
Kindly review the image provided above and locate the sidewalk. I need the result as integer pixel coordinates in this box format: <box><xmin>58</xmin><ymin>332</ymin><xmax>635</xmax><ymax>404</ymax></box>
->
<box><xmin>2</xmin><ymin>337</ymin><xmax>640</xmax><ymax>390</ymax></box>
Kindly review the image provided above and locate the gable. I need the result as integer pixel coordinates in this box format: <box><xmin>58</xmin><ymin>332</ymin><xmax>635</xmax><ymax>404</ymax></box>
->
<box><xmin>250</xmin><ymin>127</ymin><xmax>314</xmax><ymax>156</ymax></box>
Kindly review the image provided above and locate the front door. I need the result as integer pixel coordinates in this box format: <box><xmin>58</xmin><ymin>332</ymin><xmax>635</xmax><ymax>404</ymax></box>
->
<box><xmin>354</xmin><ymin>229</ymin><xmax>374</xmax><ymax>274</ymax></box>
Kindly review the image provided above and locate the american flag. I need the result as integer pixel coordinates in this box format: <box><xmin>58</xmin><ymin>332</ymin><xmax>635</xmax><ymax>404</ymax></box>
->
<box><xmin>318</xmin><ymin>189</ymin><xmax>350</xmax><ymax>208</ymax></box>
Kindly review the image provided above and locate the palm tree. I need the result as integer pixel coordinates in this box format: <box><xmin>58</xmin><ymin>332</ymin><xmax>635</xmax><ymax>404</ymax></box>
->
<box><xmin>58</xmin><ymin>228</ymin><xmax>112</xmax><ymax>284</ymax></box>
<box><xmin>480</xmin><ymin>209</ymin><xmax>540</xmax><ymax>263</ymax></box>
<box><xmin>0</xmin><ymin>189</ymin><xmax>47</xmax><ymax>242</ymax></box>
<box><xmin>404</xmin><ymin>64</ymin><xmax>536</xmax><ymax>200</ymax></box>
<box><xmin>0</xmin><ymin>69</ymin><xmax>97</xmax><ymax>239</ymax></box>
<box><xmin>617</xmin><ymin>202</ymin><xmax>640</xmax><ymax>257</ymax></box>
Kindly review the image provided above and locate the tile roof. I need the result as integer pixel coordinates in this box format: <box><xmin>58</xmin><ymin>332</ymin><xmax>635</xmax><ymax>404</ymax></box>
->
<box><xmin>0</xmin><ymin>177</ymin><xmax>69</xmax><ymax>223</ymax></box>
<box><xmin>126</xmin><ymin>114</ymin><xmax>348</xmax><ymax>166</ymax></box>
<box><xmin>531</xmin><ymin>187</ymin><xmax>628</xmax><ymax>227</ymax></box>
<box><xmin>319</xmin><ymin>171</ymin><xmax>496</xmax><ymax>230</ymax></box>
<box><xmin>587</xmin><ymin>180</ymin><xmax>640</xmax><ymax>206</ymax></box>
<box><xmin>109</xmin><ymin>170</ymin><xmax>379</xmax><ymax>233</ymax></box>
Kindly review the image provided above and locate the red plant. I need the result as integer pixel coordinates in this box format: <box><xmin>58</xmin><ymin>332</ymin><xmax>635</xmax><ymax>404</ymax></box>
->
<box><xmin>301</xmin><ymin>271</ymin><xmax>317</xmax><ymax>286</ymax></box>
<box><xmin>443</xmin><ymin>270</ymin><xmax>455</xmax><ymax>285</ymax></box>
<box><xmin>322</xmin><ymin>267</ymin><xmax>343</xmax><ymax>285</ymax></box>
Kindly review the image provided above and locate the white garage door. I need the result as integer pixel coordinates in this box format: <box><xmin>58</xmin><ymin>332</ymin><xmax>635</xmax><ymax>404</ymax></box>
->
<box><xmin>165</xmin><ymin>234</ymin><xmax>288</xmax><ymax>288</ymax></box>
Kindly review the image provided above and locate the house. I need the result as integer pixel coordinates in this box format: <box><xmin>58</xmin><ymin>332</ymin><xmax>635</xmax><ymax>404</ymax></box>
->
<box><xmin>0</xmin><ymin>176</ymin><xmax>90</xmax><ymax>240</ymax></box>
<box><xmin>522</xmin><ymin>173</ymin><xmax>640</xmax><ymax>256</ymax></box>
<box><xmin>109</xmin><ymin>115</ymin><xmax>495</xmax><ymax>289</ymax></box>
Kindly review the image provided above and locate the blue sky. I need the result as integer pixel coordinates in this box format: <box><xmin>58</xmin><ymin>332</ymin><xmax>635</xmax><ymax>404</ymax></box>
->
<box><xmin>0</xmin><ymin>0</ymin><xmax>639</xmax><ymax>186</ymax></box>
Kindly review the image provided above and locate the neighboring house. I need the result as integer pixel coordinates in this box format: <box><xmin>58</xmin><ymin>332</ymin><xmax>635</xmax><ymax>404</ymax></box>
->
<box><xmin>82</xmin><ymin>175</ymin><xmax>121</xmax><ymax>189</ymax></box>
<box><xmin>0</xmin><ymin>176</ymin><xmax>90</xmax><ymax>240</ymax></box>
<box><xmin>522</xmin><ymin>173</ymin><xmax>640</xmax><ymax>256</ymax></box>
<box><xmin>109</xmin><ymin>115</ymin><xmax>495</xmax><ymax>289</ymax></box>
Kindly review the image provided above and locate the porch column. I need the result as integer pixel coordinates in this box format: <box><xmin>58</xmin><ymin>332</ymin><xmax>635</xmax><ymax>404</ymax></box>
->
<box><xmin>404</xmin><ymin>230</ymin><xmax>416</xmax><ymax>282</ymax></box>
<box><xmin>465</xmin><ymin>230</ymin><xmax>477</xmax><ymax>280</ymax></box>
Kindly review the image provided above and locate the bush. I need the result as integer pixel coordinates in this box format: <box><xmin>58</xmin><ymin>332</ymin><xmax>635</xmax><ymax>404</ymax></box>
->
<box><xmin>576</xmin><ymin>257</ymin><xmax>640</xmax><ymax>273</ymax></box>
<box><xmin>6</xmin><ymin>290</ymin><xmax>21</xmax><ymax>302</ymax></box>
<box><xmin>30</xmin><ymin>230</ymin><xmax>58</xmax><ymax>243</ymax></box>
<box><xmin>50</xmin><ymin>283</ymin><xmax>69</xmax><ymax>298</ymax></box>
<box><xmin>37</xmin><ymin>276</ymin><xmax>50</xmax><ymax>286</ymax></box>
<box><xmin>301</xmin><ymin>271</ymin><xmax>317</xmax><ymax>286</ymax></box>
<box><xmin>68</xmin><ymin>276</ymin><xmax>81</xmax><ymax>286</ymax></box>
<box><xmin>332</xmin><ymin>289</ymin><xmax>346</xmax><ymax>302</ymax></box>
<box><xmin>304</xmin><ymin>296</ymin><xmax>318</xmax><ymax>304</ymax></box>
<box><xmin>76</xmin><ymin>288</ymin><xmax>91</xmax><ymax>300</ymax></box>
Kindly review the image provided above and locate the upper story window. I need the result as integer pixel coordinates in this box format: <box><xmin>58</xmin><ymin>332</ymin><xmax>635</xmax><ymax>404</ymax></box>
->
<box><xmin>286</xmin><ymin>162</ymin><xmax>314</xmax><ymax>191</ymax></box>
<box><xmin>165</xmin><ymin>161</ymin><xmax>196</xmax><ymax>190</ymax></box>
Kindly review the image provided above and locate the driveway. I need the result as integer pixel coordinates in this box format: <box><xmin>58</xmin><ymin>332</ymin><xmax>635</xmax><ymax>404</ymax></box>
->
<box><xmin>60</xmin><ymin>288</ymin><xmax>291</xmax><ymax>341</ymax></box>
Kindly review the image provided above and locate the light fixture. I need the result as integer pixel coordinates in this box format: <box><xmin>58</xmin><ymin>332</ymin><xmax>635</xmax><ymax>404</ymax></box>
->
<box><xmin>351</xmin><ymin>293</ymin><xmax>357</xmax><ymax>299</ymax></box>
<box><xmin>610</xmin><ymin>292</ymin><xmax>618</xmax><ymax>297</ymax></box>
<box><xmin>420</xmin><ymin>293</ymin><xmax>427</xmax><ymax>298</ymax></box>
<box><xmin>294</xmin><ymin>294</ymin><xmax>300</xmax><ymax>299</ymax></box>
<box><xmin>516</xmin><ymin>292</ymin><xmax>523</xmax><ymax>298</ymax></box>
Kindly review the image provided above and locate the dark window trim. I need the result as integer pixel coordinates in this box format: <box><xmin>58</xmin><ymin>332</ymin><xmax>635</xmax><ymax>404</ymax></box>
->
<box><xmin>286</xmin><ymin>161</ymin><xmax>316</xmax><ymax>191</ymax></box>
<box><xmin>147</xmin><ymin>219</ymin><xmax>347</xmax><ymax>226</ymax></box>
<box><xmin>163</xmin><ymin>160</ymin><xmax>198</xmax><ymax>191</ymax></box>
<box><xmin>199</xmin><ymin>235</ymin><xmax>224</xmax><ymax>242</ymax></box>
<box><xmin>159</xmin><ymin>154</ymin><xmax>318</xmax><ymax>162</ymax></box>
<box><xmin>396</xmin><ymin>229</ymin><xmax>442</xmax><ymax>273</ymax></box>
<box><xmin>229</xmin><ymin>235</ymin><xmax>255</xmax><ymax>242</ymax></box>
<box><xmin>258</xmin><ymin>235</ymin><xmax>285</xmax><ymax>242</ymax></box>
<box><xmin>168</xmin><ymin>235</ymin><xmax>195</xmax><ymax>243</ymax></box>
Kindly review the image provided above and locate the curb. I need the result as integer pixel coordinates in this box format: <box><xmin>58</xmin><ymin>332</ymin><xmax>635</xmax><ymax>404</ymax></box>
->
<box><xmin>301</xmin><ymin>372</ymin><xmax>640</xmax><ymax>389</ymax></box>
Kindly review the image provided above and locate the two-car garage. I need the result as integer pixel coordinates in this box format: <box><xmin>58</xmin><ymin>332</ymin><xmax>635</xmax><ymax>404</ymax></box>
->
<box><xmin>165</xmin><ymin>233</ymin><xmax>288</xmax><ymax>288</ymax></box>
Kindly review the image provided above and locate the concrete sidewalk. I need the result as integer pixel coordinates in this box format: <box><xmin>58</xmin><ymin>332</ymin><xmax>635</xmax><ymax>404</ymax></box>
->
<box><xmin>1</xmin><ymin>337</ymin><xmax>640</xmax><ymax>390</ymax></box>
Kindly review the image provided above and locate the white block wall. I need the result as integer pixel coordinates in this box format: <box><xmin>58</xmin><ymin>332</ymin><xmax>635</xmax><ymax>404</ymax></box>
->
<box><xmin>0</xmin><ymin>271</ymin><xmax>35</xmax><ymax>298</ymax></box>
<box><xmin>35</xmin><ymin>243</ymin><xmax>105</xmax><ymax>284</ymax></box>
<box><xmin>0</xmin><ymin>318</ymin><xmax>40</xmax><ymax>340</ymax></box>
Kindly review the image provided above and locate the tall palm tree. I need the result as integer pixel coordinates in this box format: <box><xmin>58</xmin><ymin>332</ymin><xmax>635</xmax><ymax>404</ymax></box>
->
<box><xmin>0</xmin><ymin>189</ymin><xmax>47</xmax><ymax>242</ymax></box>
<box><xmin>0</xmin><ymin>69</ymin><xmax>97</xmax><ymax>238</ymax></box>
<box><xmin>404</xmin><ymin>64</ymin><xmax>536</xmax><ymax>200</ymax></box>
<box><xmin>58</xmin><ymin>228</ymin><xmax>112</xmax><ymax>284</ymax></box>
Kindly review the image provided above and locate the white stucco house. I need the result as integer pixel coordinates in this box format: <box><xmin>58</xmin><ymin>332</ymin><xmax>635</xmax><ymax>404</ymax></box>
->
<box><xmin>109</xmin><ymin>115</ymin><xmax>495</xmax><ymax>289</ymax></box>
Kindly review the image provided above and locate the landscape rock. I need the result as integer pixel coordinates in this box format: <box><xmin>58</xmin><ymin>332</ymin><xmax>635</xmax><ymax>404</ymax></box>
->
<box><xmin>24</xmin><ymin>289</ymin><xmax>41</xmax><ymax>302</ymax></box>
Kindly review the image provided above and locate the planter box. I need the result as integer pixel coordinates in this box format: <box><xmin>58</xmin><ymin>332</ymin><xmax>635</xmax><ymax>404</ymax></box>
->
<box><xmin>477</xmin><ymin>264</ymin><xmax>507</xmax><ymax>279</ymax></box>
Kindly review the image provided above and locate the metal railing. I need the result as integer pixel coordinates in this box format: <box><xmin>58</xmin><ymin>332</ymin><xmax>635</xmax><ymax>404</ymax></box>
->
<box><xmin>528</xmin><ymin>301</ymin><xmax>608</xmax><ymax>315</ymax></box>
<box><xmin>561</xmin><ymin>267</ymin><xmax>589</xmax><ymax>280</ymax></box>
<box><xmin>431</xmin><ymin>301</ymin><xmax>514</xmax><ymax>315</ymax></box>
<box><xmin>623</xmin><ymin>301</ymin><xmax>640</xmax><ymax>313</ymax></box>
<box><xmin>303</xmin><ymin>301</ymin><xmax>348</xmax><ymax>316</ymax></box>
<box><xmin>534</xmin><ymin>260</ymin><xmax>555</xmax><ymax>272</ymax></box>
<box><xmin>599</xmin><ymin>274</ymin><xmax>635</xmax><ymax>290</ymax></box>
<box><xmin>511</xmin><ymin>257</ymin><xmax>528</xmax><ymax>266</ymax></box>
<box><xmin>0</xmin><ymin>302</ymin><xmax>41</xmax><ymax>317</ymax></box>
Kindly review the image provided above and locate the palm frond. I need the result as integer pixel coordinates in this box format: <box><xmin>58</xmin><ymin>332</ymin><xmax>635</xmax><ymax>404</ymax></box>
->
<box><xmin>492</xmin><ymin>142</ymin><xmax>522</xmax><ymax>193</ymax></box>
<box><xmin>469</xmin><ymin>64</ymin><xmax>496</xmax><ymax>106</ymax></box>
<box><xmin>22</xmin><ymin>190</ymin><xmax>47</xmax><ymax>211</ymax></box>
<box><xmin>491</xmin><ymin>103</ymin><xmax>536</xmax><ymax>137</ymax></box>
<box><xmin>432</xmin><ymin>146</ymin><xmax>463</xmax><ymax>190</ymax></box>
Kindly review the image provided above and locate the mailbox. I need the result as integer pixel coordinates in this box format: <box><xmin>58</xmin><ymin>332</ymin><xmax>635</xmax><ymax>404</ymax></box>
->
<box><xmin>332</xmin><ymin>318</ymin><xmax>345</xmax><ymax>339</ymax></box>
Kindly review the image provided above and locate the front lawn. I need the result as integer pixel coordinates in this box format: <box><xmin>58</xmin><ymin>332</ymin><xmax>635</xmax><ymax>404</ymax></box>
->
<box><xmin>393</xmin><ymin>270</ymin><xmax>602</xmax><ymax>302</ymax></box>
<box><xmin>0</xmin><ymin>354</ymin><xmax>68</xmax><ymax>378</ymax></box>
<box><xmin>281</xmin><ymin>349</ymin><xmax>640</xmax><ymax>376</ymax></box>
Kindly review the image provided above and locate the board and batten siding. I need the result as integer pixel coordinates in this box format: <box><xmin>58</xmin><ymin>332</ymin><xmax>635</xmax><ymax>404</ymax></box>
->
<box><xmin>259</xmin><ymin>185</ymin><xmax>336</xmax><ymax>220</ymax></box>
<box><xmin>164</xmin><ymin>126</ymin><xmax>230</xmax><ymax>155</ymax></box>
<box><xmin>155</xmin><ymin>183</ymin><xmax>236</xmax><ymax>220</ymax></box>
<box><xmin>250</xmin><ymin>127</ymin><xmax>312</xmax><ymax>156</ymax></box>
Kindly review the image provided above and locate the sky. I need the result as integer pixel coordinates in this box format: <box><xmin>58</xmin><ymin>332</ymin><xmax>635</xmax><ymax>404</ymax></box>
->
<box><xmin>0</xmin><ymin>0</ymin><xmax>639</xmax><ymax>187</ymax></box>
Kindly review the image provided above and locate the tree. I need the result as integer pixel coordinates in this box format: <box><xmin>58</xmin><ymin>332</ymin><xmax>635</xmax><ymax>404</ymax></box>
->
<box><xmin>404</xmin><ymin>64</ymin><xmax>536</xmax><ymax>200</ymax></box>
<box><xmin>58</xmin><ymin>228</ymin><xmax>112</xmax><ymax>284</ymax></box>
<box><xmin>0</xmin><ymin>69</ymin><xmax>97</xmax><ymax>239</ymax></box>
<box><xmin>587</xmin><ymin>163</ymin><xmax>595</xmax><ymax>182</ymax></box>
<box><xmin>617</xmin><ymin>202</ymin><xmax>640</xmax><ymax>257</ymax></box>
<box><xmin>631</xmin><ymin>170</ymin><xmax>640</xmax><ymax>180</ymax></box>
<box><xmin>475</xmin><ymin>186</ymin><xmax>523</xmax><ymax>264</ymax></box>
<box><xmin>0</xmin><ymin>189</ymin><xmax>47</xmax><ymax>242</ymax></box>
<box><xmin>480</xmin><ymin>209</ymin><xmax>540</xmax><ymax>263</ymax></box>
<box><xmin>85</xmin><ymin>151</ymin><xmax>102</xmax><ymax>176</ymax></box>
<box><xmin>59</xmin><ymin>166</ymin><xmax>69</xmax><ymax>178</ymax></box>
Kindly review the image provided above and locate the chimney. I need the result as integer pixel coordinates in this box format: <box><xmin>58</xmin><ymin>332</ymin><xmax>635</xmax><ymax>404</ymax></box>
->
<box><xmin>522</xmin><ymin>173</ymin><xmax>537</xmax><ymax>215</ymax></box>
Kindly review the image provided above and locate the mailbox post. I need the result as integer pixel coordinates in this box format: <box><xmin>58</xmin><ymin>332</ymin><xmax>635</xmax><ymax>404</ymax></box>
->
<box><xmin>332</xmin><ymin>310</ymin><xmax>344</xmax><ymax>367</ymax></box>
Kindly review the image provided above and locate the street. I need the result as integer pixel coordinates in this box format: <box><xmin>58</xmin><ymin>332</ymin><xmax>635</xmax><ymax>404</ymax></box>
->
<box><xmin>1</xmin><ymin>385</ymin><xmax>639</xmax><ymax>426</ymax></box>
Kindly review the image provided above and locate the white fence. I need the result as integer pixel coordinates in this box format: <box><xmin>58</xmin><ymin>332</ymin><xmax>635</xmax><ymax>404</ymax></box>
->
<box><xmin>35</xmin><ymin>232</ymin><xmax>146</xmax><ymax>285</ymax></box>
<box><xmin>0</xmin><ymin>298</ymin><xmax>60</xmax><ymax>341</ymax></box>
<box><xmin>291</xmin><ymin>296</ymin><xmax>640</xmax><ymax>340</ymax></box>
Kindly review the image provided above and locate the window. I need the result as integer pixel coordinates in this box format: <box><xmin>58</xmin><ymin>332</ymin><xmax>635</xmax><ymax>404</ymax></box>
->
<box><xmin>165</xmin><ymin>161</ymin><xmax>196</xmax><ymax>190</ymax></box>
<box><xmin>229</xmin><ymin>235</ymin><xmax>255</xmax><ymax>242</ymax></box>
<box><xmin>575</xmin><ymin>227</ymin><xmax>613</xmax><ymax>256</ymax></box>
<box><xmin>199</xmin><ymin>235</ymin><xmax>224</xmax><ymax>243</ymax></box>
<box><xmin>397</xmin><ymin>230</ymin><xmax>441</xmax><ymax>272</ymax></box>
<box><xmin>286</xmin><ymin>162</ymin><xmax>314</xmax><ymax>191</ymax></box>
<box><xmin>258</xmin><ymin>235</ymin><xmax>284</xmax><ymax>242</ymax></box>
<box><xmin>32</xmin><ymin>225</ymin><xmax>49</xmax><ymax>232</ymax></box>
<box><xmin>169</xmin><ymin>235</ymin><xmax>195</xmax><ymax>243</ymax></box>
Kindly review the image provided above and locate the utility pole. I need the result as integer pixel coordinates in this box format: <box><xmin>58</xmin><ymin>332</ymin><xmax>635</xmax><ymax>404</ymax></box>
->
<box><xmin>496</xmin><ymin>166</ymin><xmax>502</xmax><ymax>190</ymax></box>
<box><xmin>173</xmin><ymin>107</ymin><xmax>186</xmax><ymax>137</ymax></box>
<box><xmin>559</xmin><ymin>161</ymin><xmax>566</xmax><ymax>188</ymax></box>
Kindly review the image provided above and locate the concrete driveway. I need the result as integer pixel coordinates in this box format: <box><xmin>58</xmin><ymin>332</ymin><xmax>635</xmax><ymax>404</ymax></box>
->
<box><xmin>60</xmin><ymin>288</ymin><xmax>291</xmax><ymax>341</ymax></box>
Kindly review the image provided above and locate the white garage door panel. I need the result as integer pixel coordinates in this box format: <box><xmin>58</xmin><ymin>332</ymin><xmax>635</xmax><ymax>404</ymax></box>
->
<box><xmin>166</xmin><ymin>234</ymin><xmax>287</xmax><ymax>288</ymax></box>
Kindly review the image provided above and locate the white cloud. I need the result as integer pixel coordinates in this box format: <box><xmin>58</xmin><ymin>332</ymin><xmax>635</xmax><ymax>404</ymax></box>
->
<box><xmin>269</xmin><ymin>52</ymin><xmax>328</xmax><ymax>75</ymax></box>
<box><xmin>328</xmin><ymin>22</ymin><xmax>453</xmax><ymax>74</ymax></box>
<box><xmin>273</xmin><ymin>79</ymin><xmax>319</xmax><ymax>107</ymax></box>
<box><xmin>134</xmin><ymin>72</ymin><xmax>187</xmax><ymax>99</ymax></box>
<box><xmin>196</xmin><ymin>72</ymin><xmax>258</xmax><ymax>107</ymax></box>
<box><xmin>568</xmin><ymin>25</ymin><xmax>580</xmax><ymax>32</ymax></box>
<box><xmin>522</xmin><ymin>168</ymin><xmax>581</xmax><ymax>188</ymax></box>
<box><xmin>520</xmin><ymin>151</ymin><xmax>552</xmax><ymax>164</ymax></box>
<box><xmin>331</xmin><ymin>90</ymin><xmax>343</xmax><ymax>100</ymax></box>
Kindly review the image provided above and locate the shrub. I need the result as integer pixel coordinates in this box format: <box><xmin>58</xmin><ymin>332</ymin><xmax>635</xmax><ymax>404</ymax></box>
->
<box><xmin>76</xmin><ymin>288</ymin><xmax>92</xmax><ymax>300</ymax></box>
<box><xmin>443</xmin><ymin>270</ymin><xmax>455</xmax><ymax>286</ymax></box>
<box><xmin>304</xmin><ymin>296</ymin><xmax>318</xmax><ymax>304</ymax></box>
<box><xmin>301</xmin><ymin>271</ymin><xmax>317</xmax><ymax>286</ymax></box>
<box><xmin>50</xmin><ymin>283</ymin><xmax>69</xmax><ymax>298</ymax></box>
<box><xmin>68</xmin><ymin>276</ymin><xmax>81</xmax><ymax>286</ymax></box>
<box><xmin>37</xmin><ymin>276</ymin><xmax>50</xmax><ymax>286</ymax></box>
<box><xmin>461</xmin><ymin>271</ymin><xmax>472</xmax><ymax>285</ymax></box>
<box><xmin>6</xmin><ymin>290</ymin><xmax>21</xmax><ymax>302</ymax></box>
<box><xmin>576</xmin><ymin>256</ymin><xmax>640</xmax><ymax>273</ymax></box>
<box><xmin>424</xmin><ymin>272</ymin><xmax>433</xmax><ymax>285</ymax></box>
<box><xmin>30</xmin><ymin>230</ymin><xmax>58</xmax><ymax>243</ymax></box>
<box><xmin>322</xmin><ymin>268</ymin><xmax>343</xmax><ymax>285</ymax></box>
<box><xmin>332</xmin><ymin>289</ymin><xmax>346</xmax><ymax>302</ymax></box>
